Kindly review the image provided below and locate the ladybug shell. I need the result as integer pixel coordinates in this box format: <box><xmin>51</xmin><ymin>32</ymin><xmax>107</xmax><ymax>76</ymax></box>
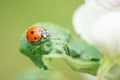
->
<box><xmin>26</xmin><ymin>26</ymin><xmax>45</xmax><ymax>42</ymax></box>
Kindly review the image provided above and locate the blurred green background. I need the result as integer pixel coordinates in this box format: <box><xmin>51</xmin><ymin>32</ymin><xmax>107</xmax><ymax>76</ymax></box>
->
<box><xmin>0</xmin><ymin>0</ymin><xmax>83</xmax><ymax>80</ymax></box>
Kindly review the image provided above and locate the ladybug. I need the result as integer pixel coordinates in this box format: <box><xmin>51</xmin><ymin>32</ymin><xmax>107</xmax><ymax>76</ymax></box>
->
<box><xmin>26</xmin><ymin>26</ymin><xmax>50</xmax><ymax>43</ymax></box>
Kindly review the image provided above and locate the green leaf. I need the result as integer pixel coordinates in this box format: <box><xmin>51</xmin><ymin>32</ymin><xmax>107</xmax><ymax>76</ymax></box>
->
<box><xmin>15</xmin><ymin>69</ymin><xmax>69</xmax><ymax>80</ymax></box>
<box><xmin>97</xmin><ymin>51</ymin><xmax>120</xmax><ymax>80</ymax></box>
<box><xmin>102</xmin><ymin>64</ymin><xmax>120</xmax><ymax>80</ymax></box>
<box><xmin>20</xmin><ymin>22</ymin><xmax>100</xmax><ymax>75</ymax></box>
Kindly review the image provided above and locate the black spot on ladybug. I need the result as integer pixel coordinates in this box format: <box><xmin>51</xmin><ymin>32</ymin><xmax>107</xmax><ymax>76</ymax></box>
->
<box><xmin>31</xmin><ymin>31</ymin><xmax>34</xmax><ymax>35</ymax></box>
<box><xmin>34</xmin><ymin>37</ymin><xmax>36</xmax><ymax>40</ymax></box>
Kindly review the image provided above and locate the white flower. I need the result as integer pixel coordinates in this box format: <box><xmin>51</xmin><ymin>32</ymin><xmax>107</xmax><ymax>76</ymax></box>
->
<box><xmin>91</xmin><ymin>11</ymin><xmax>120</xmax><ymax>57</ymax></box>
<box><xmin>73</xmin><ymin>0</ymin><xmax>120</xmax><ymax>57</ymax></box>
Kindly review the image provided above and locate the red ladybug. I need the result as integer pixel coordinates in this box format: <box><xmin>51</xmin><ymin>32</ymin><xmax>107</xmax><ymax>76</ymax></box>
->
<box><xmin>26</xmin><ymin>26</ymin><xmax>49</xmax><ymax>42</ymax></box>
